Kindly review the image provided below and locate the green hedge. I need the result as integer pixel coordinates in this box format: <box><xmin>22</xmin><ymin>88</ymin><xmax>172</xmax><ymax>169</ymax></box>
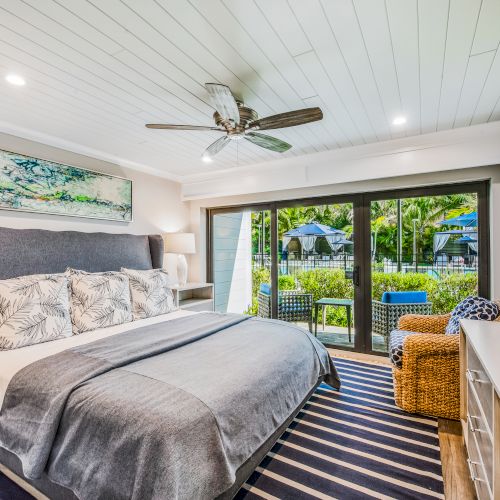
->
<box><xmin>248</xmin><ymin>266</ymin><xmax>478</xmax><ymax>325</ymax></box>
<box><xmin>246</xmin><ymin>268</ymin><xmax>296</xmax><ymax>315</ymax></box>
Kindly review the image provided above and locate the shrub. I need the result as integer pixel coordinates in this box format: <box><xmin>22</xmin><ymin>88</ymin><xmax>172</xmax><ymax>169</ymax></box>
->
<box><xmin>427</xmin><ymin>273</ymin><xmax>478</xmax><ymax>314</ymax></box>
<box><xmin>278</xmin><ymin>274</ymin><xmax>297</xmax><ymax>290</ymax></box>
<box><xmin>371</xmin><ymin>272</ymin><xmax>435</xmax><ymax>301</ymax></box>
<box><xmin>248</xmin><ymin>266</ymin><xmax>478</xmax><ymax>323</ymax></box>
<box><xmin>296</xmin><ymin>269</ymin><xmax>353</xmax><ymax>327</ymax></box>
<box><xmin>246</xmin><ymin>268</ymin><xmax>297</xmax><ymax>315</ymax></box>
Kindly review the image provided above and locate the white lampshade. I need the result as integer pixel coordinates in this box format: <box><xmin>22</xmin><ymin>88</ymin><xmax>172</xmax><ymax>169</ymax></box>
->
<box><xmin>164</xmin><ymin>232</ymin><xmax>196</xmax><ymax>255</ymax></box>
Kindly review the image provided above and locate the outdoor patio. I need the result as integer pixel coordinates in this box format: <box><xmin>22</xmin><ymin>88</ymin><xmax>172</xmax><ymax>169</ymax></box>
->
<box><xmin>296</xmin><ymin>322</ymin><xmax>388</xmax><ymax>352</ymax></box>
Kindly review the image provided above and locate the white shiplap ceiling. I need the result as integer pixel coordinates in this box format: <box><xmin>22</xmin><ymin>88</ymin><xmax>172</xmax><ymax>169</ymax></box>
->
<box><xmin>0</xmin><ymin>0</ymin><xmax>499</xmax><ymax>180</ymax></box>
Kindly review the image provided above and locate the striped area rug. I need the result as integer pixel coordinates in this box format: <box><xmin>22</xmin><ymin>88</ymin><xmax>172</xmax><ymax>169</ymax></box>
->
<box><xmin>236</xmin><ymin>357</ymin><xmax>444</xmax><ymax>500</ymax></box>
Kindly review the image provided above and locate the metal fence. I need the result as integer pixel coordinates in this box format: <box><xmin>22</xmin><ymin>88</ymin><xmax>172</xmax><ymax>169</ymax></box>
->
<box><xmin>252</xmin><ymin>252</ymin><xmax>478</xmax><ymax>276</ymax></box>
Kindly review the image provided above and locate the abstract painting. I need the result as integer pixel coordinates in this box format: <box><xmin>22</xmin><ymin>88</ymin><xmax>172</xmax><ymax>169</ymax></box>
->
<box><xmin>0</xmin><ymin>149</ymin><xmax>132</xmax><ymax>221</ymax></box>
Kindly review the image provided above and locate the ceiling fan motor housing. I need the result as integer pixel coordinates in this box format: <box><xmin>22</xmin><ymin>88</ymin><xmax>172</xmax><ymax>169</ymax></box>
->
<box><xmin>213</xmin><ymin>106</ymin><xmax>258</xmax><ymax>133</ymax></box>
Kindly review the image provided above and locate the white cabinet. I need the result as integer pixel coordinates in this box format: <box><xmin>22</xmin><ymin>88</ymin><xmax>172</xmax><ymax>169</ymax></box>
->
<box><xmin>460</xmin><ymin>320</ymin><xmax>500</xmax><ymax>499</ymax></box>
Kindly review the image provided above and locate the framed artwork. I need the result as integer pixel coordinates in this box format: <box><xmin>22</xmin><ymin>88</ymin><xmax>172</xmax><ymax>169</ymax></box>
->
<box><xmin>0</xmin><ymin>149</ymin><xmax>132</xmax><ymax>222</ymax></box>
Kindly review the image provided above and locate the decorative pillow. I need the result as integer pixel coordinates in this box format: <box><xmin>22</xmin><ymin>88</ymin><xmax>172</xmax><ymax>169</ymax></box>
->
<box><xmin>389</xmin><ymin>329</ymin><xmax>417</xmax><ymax>369</ymax></box>
<box><xmin>121</xmin><ymin>268</ymin><xmax>176</xmax><ymax>320</ymax></box>
<box><xmin>445</xmin><ymin>296</ymin><xmax>499</xmax><ymax>335</ymax></box>
<box><xmin>67</xmin><ymin>269</ymin><xmax>132</xmax><ymax>334</ymax></box>
<box><xmin>0</xmin><ymin>274</ymin><xmax>72</xmax><ymax>350</ymax></box>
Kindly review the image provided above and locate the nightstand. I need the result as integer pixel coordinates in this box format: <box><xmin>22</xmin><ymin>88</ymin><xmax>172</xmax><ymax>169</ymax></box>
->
<box><xmin>171</xmin><ymin>283</ymin><xmax>214</xmax><ymax>312</ymax></box>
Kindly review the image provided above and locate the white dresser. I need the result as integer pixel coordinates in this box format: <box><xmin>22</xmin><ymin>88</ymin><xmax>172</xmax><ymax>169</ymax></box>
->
<box><xmin>460</xmin><ymin>319</ymin><xmax>500</xmax><ymax>499</ymax></box>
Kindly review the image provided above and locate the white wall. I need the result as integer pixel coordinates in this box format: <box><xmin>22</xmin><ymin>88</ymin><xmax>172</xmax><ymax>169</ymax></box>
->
<box><xmin>0</xmin><ymin>132</ymin><xmax>190</xmax><ymax>276</ymax></box>
<box><xmin>212</xmin><ymin>212</ymin><xmax>252</xmax><ymax>313</ymax></box>
<box><xmin>188</xmin><ymin>165</ymin><xmax>500</xmax><ymax>297</ymax></box>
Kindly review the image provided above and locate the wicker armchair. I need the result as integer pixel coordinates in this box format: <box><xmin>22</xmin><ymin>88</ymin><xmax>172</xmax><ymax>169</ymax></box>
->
<box><xmin>392</xmin><ymin>313</ymin><xmax>459</xmax><ymax>419</ymax></box>
<box><xmin>257</xmin><ymin>289</ymin><xmax>313</xmax><ymax>332</ymax></box>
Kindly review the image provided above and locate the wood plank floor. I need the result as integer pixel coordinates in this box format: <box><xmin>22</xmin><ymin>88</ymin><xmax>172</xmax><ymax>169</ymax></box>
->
<box><xmin>330</xmin><ymin>350</ymin><xmax>476</xmax><ymax>500</ymax></box>
<box><xmin>438</xmin><ymin>418</ymin><xmax>476</xmax><ymax>500</ymax></box>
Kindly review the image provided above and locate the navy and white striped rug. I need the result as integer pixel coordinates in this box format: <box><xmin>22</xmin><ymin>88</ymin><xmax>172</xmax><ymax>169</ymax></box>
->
<box><xmin>236</xmin><ymin>357</ymin><xmax>444</xmax><ymax>500</ymax></box>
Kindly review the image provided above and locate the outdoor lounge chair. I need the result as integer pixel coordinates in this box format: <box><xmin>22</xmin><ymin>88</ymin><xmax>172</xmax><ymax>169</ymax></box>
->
<box><xmin>257</xmin><ymin>284</ymin><xmax>313</xmax><ymax>332</ymax></box>
<box><xmin>372</xmin><ymin>291</ymin><xmax>432</xmax><ymax>344</ymax></box>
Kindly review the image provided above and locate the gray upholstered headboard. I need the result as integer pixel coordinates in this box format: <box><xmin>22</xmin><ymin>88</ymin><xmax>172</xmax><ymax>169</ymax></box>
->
<box><xmin>0</xmin><ymin>227</ymin><xmax>164</xmax><ymax>280</ymax></box>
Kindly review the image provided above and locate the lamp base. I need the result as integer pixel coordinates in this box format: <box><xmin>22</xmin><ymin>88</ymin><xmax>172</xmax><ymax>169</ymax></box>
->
<box><xmin>177</xmin><ymin>254</ymin><xmax>188</xmax><ymax>286</ymax></box>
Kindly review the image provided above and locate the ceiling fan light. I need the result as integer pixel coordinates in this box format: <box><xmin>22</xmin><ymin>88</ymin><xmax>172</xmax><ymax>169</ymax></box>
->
<box><xmin>392</xmin><ymin>115</ymin><xmax>407</xmax><ymax>126</ymax></box>
<box><xmin>201</xmin><ymin>153</ymin><xmax>213</xmax><ymax>163</ymax></box>
<box><xmin>5</xmin><ymin>73</ymin><xmax>26</xmax><ymax>86</ymax></box>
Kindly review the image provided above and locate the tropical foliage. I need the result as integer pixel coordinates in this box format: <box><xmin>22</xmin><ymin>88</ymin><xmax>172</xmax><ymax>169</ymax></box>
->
<box><xmin>252</xmin><ymin>194</ymin><xmax>476</xmax><ymax>259</ymax></box>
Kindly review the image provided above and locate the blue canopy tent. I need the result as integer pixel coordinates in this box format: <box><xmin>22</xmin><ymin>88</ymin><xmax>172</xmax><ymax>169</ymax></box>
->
<box><xmin>433</xmin><ymin>229</ymin><xmax>478</xmax><ymax>256</ymax></box>
<box><xmin>439</xmin><ymin>211</ymin><xmax>477</xmax><ymax>228</ymax></box>
<box><xmin>434</xmin><ymin>211</ymin><xmax>478</xmax><ymax>256</ymax></box>
<box><xmin>282</xmin><ymin>223</ymin><xmax>347</xmax><ymax>256</ymax></box>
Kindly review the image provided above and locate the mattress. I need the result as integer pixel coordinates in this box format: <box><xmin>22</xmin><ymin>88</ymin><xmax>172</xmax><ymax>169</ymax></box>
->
<box><xmin>0</xmin><ymin>309</ymin><xmax>195</xmax><ymax>408</ymax></box>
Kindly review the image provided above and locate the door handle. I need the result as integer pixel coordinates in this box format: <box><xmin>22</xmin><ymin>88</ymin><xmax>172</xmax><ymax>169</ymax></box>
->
<box><xmin>353</xmin><ymin>265</ymin><xmax>360</xmax><ymax>287</ymax></box>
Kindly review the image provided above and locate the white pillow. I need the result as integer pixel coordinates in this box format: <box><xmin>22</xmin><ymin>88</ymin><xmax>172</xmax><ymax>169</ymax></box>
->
<box><xmin>0</xmin><ymin>274</ymin><xmax>72</xmax><ymax>350</ymax></box>
<box><xmin>121</xmin><ymin>268</ymin><xmax>176</xmax><ymax>320</ymax></box>
<box><xmin>66</xmin><ymin>269</ymin><xmax>132</xmax><ymax>334</ymax></box>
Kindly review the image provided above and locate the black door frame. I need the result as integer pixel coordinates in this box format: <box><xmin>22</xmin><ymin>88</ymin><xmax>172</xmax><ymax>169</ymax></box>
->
<box><xmin>207</xmin><ymin>180</ymin><xmax>490</xmax><ymax>355</ymax></box>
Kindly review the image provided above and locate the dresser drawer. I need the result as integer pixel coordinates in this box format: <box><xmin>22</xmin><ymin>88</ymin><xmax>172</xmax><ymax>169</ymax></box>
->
<box><xmin>467</xmin><ymin>342</ymin><xmax>493</xmax><ymax>430</ymax></box>
<box><xmin>468</xmin><ymin>380</ymin><xmax>493</xmax><ymax>487</ymax></box>
<box><xmin>467</xmin><ymin>424</ymin><xmax>492</xmax><ymax>500</ymax></box>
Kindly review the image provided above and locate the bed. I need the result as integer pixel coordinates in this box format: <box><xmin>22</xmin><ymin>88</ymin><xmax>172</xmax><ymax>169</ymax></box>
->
<box><xmin>0</xmin><ymin>226</ymin><xmax>340</xmax><ymax>500</ymax></box>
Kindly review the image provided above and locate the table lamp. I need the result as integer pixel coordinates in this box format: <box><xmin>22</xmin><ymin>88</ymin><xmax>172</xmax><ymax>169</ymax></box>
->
<box><xmin>164</xmin><ymin>233</ymin><xmax>195</xmax><ymax>286</ymax></box>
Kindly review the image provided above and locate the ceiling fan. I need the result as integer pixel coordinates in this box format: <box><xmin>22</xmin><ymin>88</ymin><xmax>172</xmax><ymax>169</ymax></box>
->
<box><xmin>146</xmin><ymin>83</ymin><xmax>323</xmax><ymax>162</ymax></box>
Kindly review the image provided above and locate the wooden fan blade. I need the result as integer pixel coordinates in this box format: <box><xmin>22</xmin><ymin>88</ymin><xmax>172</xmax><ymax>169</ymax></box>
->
<box><xmin>249</xmin><ymin>107</ymin><xmax>323</xmax><ymax>130</ymax></box>
<box><xmin>244</xmin><ymin>132</ymin><xmax>292</xmax><ymax>153</ymax></box>
<box><xmin>146</xmin><ymin>124</ymin><xmax>223</xmax><ymax>131</ymax></box>
<box><xmin>203</xmin><ymin>135</ymin><xmax>231</xmax><ymax>159</ymax></box>
<box><xmin>205</xmin><ymin>83</ymin><xmax>240</xmax><ymax>124</ymax></box>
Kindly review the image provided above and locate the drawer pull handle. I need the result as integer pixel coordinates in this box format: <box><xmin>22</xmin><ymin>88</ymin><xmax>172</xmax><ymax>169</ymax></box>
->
<box><xmin>467</xmin><ymin>415</ymin><xmax>483</xmax><ymax>433</ymax></box>
<box><xmin>466</xmin><ymin>369</ymin><xmax>488</xmax><ymax>384</ymax></box>
<box><xmin>466</xmin><ymin>458</ymin><xmax>484</xmax><ymax>482</ymax></box>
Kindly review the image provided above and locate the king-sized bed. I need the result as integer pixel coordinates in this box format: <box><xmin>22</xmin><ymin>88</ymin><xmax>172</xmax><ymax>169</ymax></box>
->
<box><xmin>0</xmin><ymin>227</ymin><xmax>340</xmax><ymax>500</ymax></box>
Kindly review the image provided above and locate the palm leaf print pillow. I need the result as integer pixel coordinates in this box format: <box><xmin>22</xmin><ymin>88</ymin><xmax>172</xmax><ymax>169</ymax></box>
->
<box><xmin>121</xmin><ymin>268</ymin><xmax>176</xmax><ymax>320</ymax></box>
<box><xmin>66</xmin><ymin>269</ymin><xmax>132</xmax><ymax>334</ymax></box>
<box><xmin>0</xmin><ymin>274</ymin><xmax>72</xmax><ymax>350</ymax></box>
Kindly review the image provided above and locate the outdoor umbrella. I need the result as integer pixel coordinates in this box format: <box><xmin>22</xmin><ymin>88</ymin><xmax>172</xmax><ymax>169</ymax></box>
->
<box><xmin>439</xmin><ymin>211</ymin><xmax>477</xmax><ymax>227</ymax></box>
<box><xmin>283</xmin><ymin>222</ymin><xmax>345</xmax><ymax>253</ymax></box>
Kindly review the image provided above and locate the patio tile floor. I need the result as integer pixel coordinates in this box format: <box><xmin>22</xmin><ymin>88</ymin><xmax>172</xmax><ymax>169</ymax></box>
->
<box><xmin>296</xmin><ymin>322</ymin><xmax>388</xmax><ymax>353</ymax></box>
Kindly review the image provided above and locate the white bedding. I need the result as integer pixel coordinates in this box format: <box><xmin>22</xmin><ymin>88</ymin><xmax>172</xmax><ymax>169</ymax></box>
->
<box><xmin>0</xmin><ymin>309</ymin><xmax>195</xmax><ymax>408</ymax></box>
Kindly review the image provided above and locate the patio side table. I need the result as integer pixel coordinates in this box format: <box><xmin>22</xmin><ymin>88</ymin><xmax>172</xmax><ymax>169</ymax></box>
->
<box><xmin>314</xmin><ymin>298</ymin><xmax>354</xmax><ymax>341</ymax></box>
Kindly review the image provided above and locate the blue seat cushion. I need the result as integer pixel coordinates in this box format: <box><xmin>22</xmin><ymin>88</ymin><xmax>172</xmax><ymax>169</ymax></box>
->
<box><xmin>445</xmin><ymin>296</ymin><xmax>499</xmax><ymax>335</ymax></box>
<box><xmin>260</xmin><ymin>283</ymin><xmax>271</xmax><ymax>296</ymax></box>
<box><xmin>389</xmin><ymin>330</ymin><xmax>418</xmax><ymax>369</ymax></box>
<box><xmin>381</xmin><ymin>291</ymin><xmax>427</xmax><ymax>304</ymax></box>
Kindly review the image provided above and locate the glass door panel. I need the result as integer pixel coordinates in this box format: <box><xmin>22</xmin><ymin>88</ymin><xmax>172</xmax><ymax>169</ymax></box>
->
<box><xmin>212</xmin><ymin>210</ymin><xmax>270</xmax><ymax>315</ymax></box>
<box><xmin>370</xmin><ymin>193</ymin><xmax>479</xmax><ymax>353</ymax></box>
<box><xmin>276</xmin><ymin>202</ymin><xmax>356</xmax><ymax>349</ymax></box>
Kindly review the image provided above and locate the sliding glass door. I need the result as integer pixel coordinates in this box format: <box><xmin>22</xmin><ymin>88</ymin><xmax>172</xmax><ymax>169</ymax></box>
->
<box><xmin>211</xmin><ymin>209</ymin><xmax>270</xmax><ymax>315</ymax></box>
<box><xmin>276</xmin><ymin>201</ymin><xmax>357</xmax><ymax>349</ymax></box>
<box><xmin>368</xmin><ymin>186</ymin><xmax>486</xmax><ymax>354</ymax></box>
<box><xmin>208</xmin><ymin>181</ymin><xmax>489</xmax><ymax>355</ymax></box>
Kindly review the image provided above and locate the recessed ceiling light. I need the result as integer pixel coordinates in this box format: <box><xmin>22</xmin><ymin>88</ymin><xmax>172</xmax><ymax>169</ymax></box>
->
<box><xmin>201</xmin><ymin>154</ymin><xmax>213</xmax><ymax>163</ymax></box>
<box><xmin>5</xmin><ymin>73</ymin><xmax>26</xmax><ymax>86</ymax></box>
<box><xmin>392</xmin><ymin>115</ymin><xmax>407</xmax><ymax>126</ymax></box>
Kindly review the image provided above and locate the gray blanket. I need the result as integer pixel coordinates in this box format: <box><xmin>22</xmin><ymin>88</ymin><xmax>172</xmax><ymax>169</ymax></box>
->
<box><xmin>0</xmin><ymin>313</ymin><xmax>339</xmax><ymax>499</ymax></box>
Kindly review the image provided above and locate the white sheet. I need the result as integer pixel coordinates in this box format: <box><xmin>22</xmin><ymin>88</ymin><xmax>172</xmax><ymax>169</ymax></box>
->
<box><xmin>0</xmin><ymin>309</ymin><xmax>195</xmax><ymax>408</ymax></box>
